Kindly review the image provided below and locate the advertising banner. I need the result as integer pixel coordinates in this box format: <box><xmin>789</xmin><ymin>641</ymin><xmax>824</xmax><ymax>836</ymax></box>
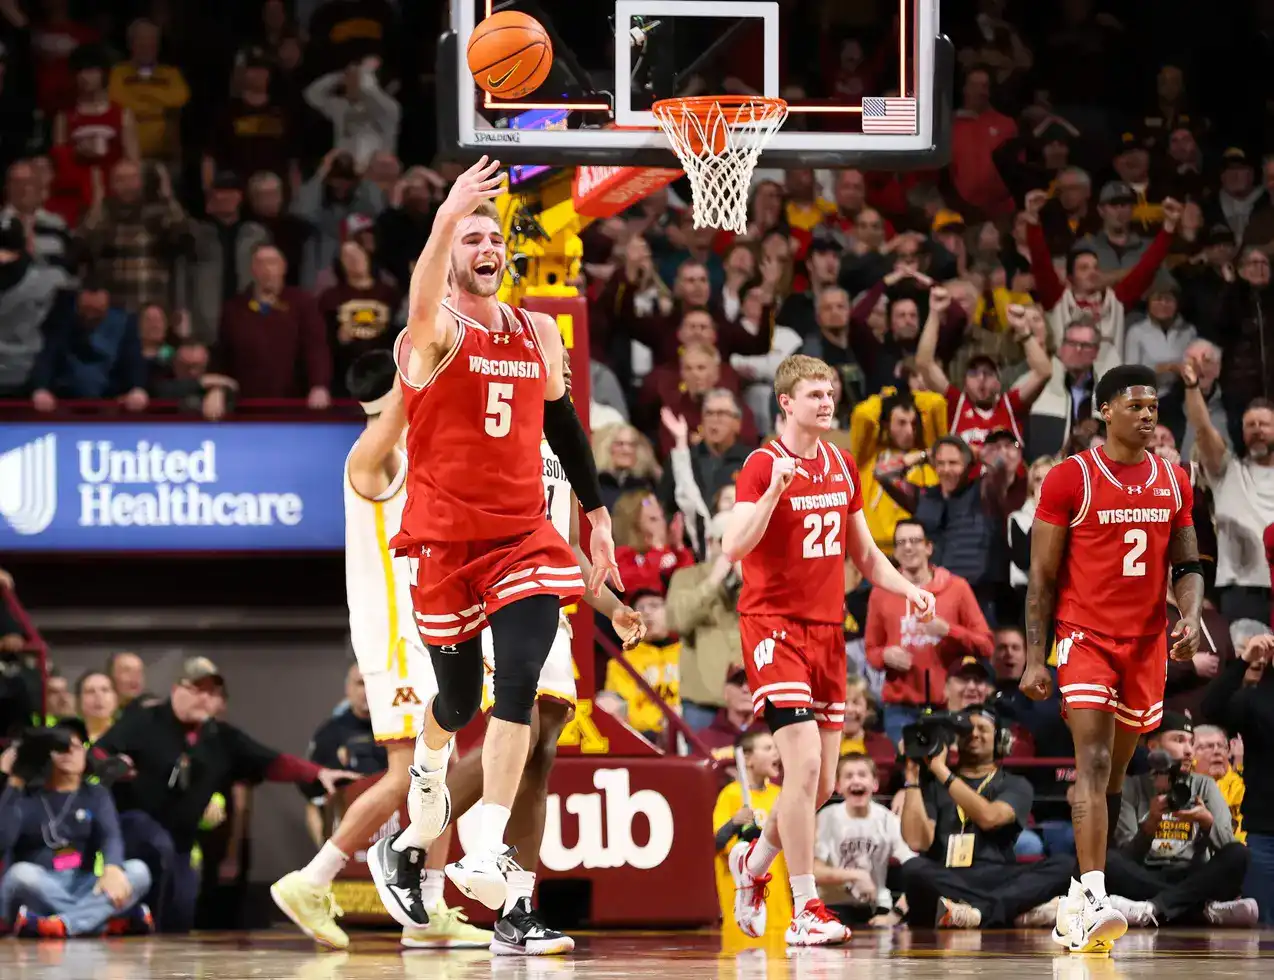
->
<box><xmin>0</xmin><ymin>422</ymin><xmax>361</xmax><ymax>552</ymax></box>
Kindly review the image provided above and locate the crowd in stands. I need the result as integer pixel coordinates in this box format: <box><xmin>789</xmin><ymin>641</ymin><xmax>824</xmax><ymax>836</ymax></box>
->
<box><xmin>4</xmin><ymin>0</ymin><xmax>1274</xmax><ymax>941</ymax></box>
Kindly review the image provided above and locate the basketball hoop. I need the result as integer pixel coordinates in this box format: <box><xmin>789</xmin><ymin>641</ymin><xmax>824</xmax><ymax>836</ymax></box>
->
<box><xmin>651</xmin><ymin>95</ymin><xmax>788</xmax><ymax>234</ymax></box>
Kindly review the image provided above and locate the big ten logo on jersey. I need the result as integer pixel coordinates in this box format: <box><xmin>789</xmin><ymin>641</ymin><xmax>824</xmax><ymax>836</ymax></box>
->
<box><xmin>753</xmin><ymin>632</ymin><xmax>785</xmax><ymax>671</ymax></box>
<box><xmin>791</xmin><ymin>491</ymin><xmax>847</xmax><ymax>559</ymax></box>
<box><xmin>557</xmin><ymin>699</ymin><xmax>610</xmax><ymax>754</ymax></box>
<box><xmin>1055</xmin><ymin>631</ymin><xmax>1084</xmax><ymax>667</ymax></box>
<box><xmin>460</xmin><ymin>768</ymin><xmax>673</xmax><ymax>873</ymax></box>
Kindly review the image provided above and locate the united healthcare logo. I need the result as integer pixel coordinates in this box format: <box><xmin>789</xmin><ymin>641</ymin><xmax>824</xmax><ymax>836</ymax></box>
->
<box><xmin>0</xmin><ymin>435</ymin><xmax>57</xmax><ymax>535</ymax></box>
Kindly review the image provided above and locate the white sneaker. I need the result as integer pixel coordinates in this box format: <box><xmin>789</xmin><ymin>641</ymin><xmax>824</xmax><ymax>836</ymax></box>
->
<box><xmin>407</xmin><ymin>763</ymin><xmax>452</xmax><ymax>843</ymax></box>
<box><xmin>1107</xmin><ymin>895</ymin><xmax>1158</xmax><ymax>928</ymax></box>
<box><xmin>1204</xmin><ymin>897</ymin><xmax>1259</xmax><ymax>927</ymax></box>
<box><xmin>1051</xmin><ymin>895</ymin><xmax>1075</xmax><ymax>947</ymax></box>
<box><xmin>784</xmin><ymin>899</ymin><xmax>850</xmax><ymax>946</ymax></box>
<box><xmin>936</xmin><ymin>897</ymin><xmax>982</xmax><ymax>929</ymax></box>
<box><xmin>1015</xmin><ymin>895</ymin><xmax>1060</xmax><ymax>928</ymax></box>
<box><xmin>445</xmin><ymin>847</ymin><xmax>511</xmax><ymax>911</ymax></box>
<box><xmin>1067</xmin><ymin>895</ymin><xmax>1127</xmax><ymax>953</ymax></box>
<box><xmin>728</xmin><ymin>840</ymin><xmax>771</xmax><ymax>939</ymax></box>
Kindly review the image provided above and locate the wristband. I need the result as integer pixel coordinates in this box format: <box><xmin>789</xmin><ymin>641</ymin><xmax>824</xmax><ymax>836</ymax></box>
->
<box><xmin>1184</xmin><ymin>381</ymin><xmax>1198</xmax><ymax>389</ymax></box>
<box><xmin>943</xmin><ymin>772</ymin><xmax>957</xmax><ymax>789</ymax></box>
<box><xmin>903</xmin><ymin>782</ymin><xmax>920</xmax><ymax>790</ymax></box>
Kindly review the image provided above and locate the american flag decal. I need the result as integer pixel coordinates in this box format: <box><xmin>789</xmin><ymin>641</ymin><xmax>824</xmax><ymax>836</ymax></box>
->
<box><xmin>862</xmin><ymin>97</ymin><xmax>917</xmax><ymax>135</ymax></box>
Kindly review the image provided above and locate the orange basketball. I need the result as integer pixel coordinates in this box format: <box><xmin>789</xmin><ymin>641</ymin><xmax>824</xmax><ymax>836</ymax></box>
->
<box><xmin>467</xmin><ymin>11</ymin><xmax>553</xmax><ymax>100</ymax></box>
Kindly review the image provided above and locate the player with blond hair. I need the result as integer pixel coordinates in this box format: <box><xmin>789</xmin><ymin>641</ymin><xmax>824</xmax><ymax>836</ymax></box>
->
<box><xmin>724</xmin><ymin>354</ymin><xmax>936</xmax><ymax>945</ymax></box>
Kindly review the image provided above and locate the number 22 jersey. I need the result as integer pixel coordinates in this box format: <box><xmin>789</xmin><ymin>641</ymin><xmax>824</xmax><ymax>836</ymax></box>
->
<box><xmin>1035</xmin><ymin>447</ymin><xmax>1193</xmax><ymax>638</ymax></box>
<box><xmin>735</xmin><ymin>438</ymin><xmax>864</xmax><ymax>624</ymax></box>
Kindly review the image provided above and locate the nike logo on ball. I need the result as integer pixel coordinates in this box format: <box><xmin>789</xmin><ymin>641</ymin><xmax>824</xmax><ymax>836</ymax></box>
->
<box><xmin>488</xmin><ymin>63</ymin><xmax>521</xmax><ymax>89</ymax></box>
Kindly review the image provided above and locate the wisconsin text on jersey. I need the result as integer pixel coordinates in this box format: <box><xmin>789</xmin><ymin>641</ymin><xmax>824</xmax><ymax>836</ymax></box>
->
<box><xmin>1096</xmin><ymin>508</ymin><xmax>1174</xmax><ymax>524</ymax></box>
<box><xmin>468</xmin><ymin>356</ymin><xmax>542</xmax><ymax>378</ymax></box>
<box><xmin>788</xmin><ymin>491</ymin><xmax>851</xmax><ymax>512</ymax></box>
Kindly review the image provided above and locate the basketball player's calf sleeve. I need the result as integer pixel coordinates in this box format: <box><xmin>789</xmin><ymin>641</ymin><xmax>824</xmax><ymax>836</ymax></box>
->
<box><xmin>1105</xmin><ymin>792</ymin><xmax>1122</xmax><ymax>838</ymax></box>
<box><xmin>543</xmin><ymin>394</ymin><xmax>604</xmax><ymax>513</ymax></box>
<box><xmin>488</xmin><ymin>594</ymin><xmax>561</xmax><ymax>725</ymax></box>
<box><xmin>427</xmin><ymin>637</ymin><xmax>485</xmax><ymax>732</ymax></box>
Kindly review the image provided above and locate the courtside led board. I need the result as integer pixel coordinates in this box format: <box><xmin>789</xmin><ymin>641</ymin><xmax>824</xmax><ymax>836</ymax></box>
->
<box><xmin>439</xmin><ymin>0</ymin><xmax>953</xmax><ymax>169</ymax></box>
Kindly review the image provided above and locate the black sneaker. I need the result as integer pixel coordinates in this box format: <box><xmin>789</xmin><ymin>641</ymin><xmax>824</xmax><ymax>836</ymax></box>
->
<box><xmin>491</xmin><ymin>898</ymin><xmax>575</xmax><ymax>956</ymax></box>
<box><xmin>368</xmin><ymin>830</ymin><xmax>430</xmax><ymax>929</ymax></box>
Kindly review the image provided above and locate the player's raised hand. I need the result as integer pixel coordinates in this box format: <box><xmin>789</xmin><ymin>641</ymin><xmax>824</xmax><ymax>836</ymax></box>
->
<box><xmin>611</xmin><ymin>604</ymin><xmax>646</xmax><ymax>651</ymax></box>
<box><xmin>586</xmin><ymin>515</ymin><xmax>623</xmax><ymax>595</ymax></box>
<box><xmin>1019</xmin><ymin>661</ymin><xmax>1053</xmax><ymax>701</ymax></box>
<box><xmin>1169</xmin><ymin>618</ymin><xmax>1201</xmax><ymax>661</ymax></box>
<box><xmin>766</xmin><ymin>457</ymin><xmax>797</xmax><ymax>497</ymax></box>
<box><xmin>906</xmin><ymin>586</ymin><xmax>936</xmax><ymax>622</ymax></box>
<box><xmin>437</xmin><ymin>155</ymin><xmax>505</xmax><ymax>220</ymax></box>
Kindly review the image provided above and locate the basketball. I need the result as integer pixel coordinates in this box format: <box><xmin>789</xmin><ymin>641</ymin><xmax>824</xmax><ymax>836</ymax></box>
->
<box><xmin>467</xmin><ymin>11</ymin><xmax>553</xmax><ymax>100</ymax></box>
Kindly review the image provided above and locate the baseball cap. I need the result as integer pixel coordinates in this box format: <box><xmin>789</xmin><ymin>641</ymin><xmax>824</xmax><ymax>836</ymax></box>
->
<box><xmin>1117</xmin><ymin>129</ymin><xmax>1151</xmax><ymax>152</ymax></box>
<box><xmin>725</xmin><ymin>665</ymin><xmax>748</xmax><ymax>687</ymax></box>
<box><xmin>807</xmin><ymin>237</ymin><xmax>843</xmax><ymax>255</ymax></box>
<box><xmin>180</xmin><ymin>656</ymin><xmax>224</xmax><ymax>688</ymax></box>
<box><xmin>1099</xmin><ymin>181</ymin><xmax>1136</xmax><ymax>205</ymax></box>
<box><xmin>953</xmin><ymin>656</ymin><xmax>995</xmax><ymax>683</ymax></box>
<box><xmin>983</xmin><ymin>427</ymin><xmax>1020</xmax><ymax>447</ymax></box>
<box><xmin>1221</xmin><ymin>147</ymin><xmax>1252</xmax><ymax>170</ymax></box>
<box><xmin>932</xmin><ymin>209</ymin><xmax>966</xmax><ymax>234</ymax></box>
<box><xmin>1154</xmin><ymin>711</ymin><xmax>1193</xmax><ymax>736</ymax></box>
<box><xmin>211</xmin><ymin>170</ymin><xmax>242</xmax><ymax>192</ymax></box>
<box><xmin>1204</xmin><ymin>223</ymin><xmax>1237</xmax><ymax>247</ymax></box>
<box><xmin>966</xmin><ymin>353</ymin><xmax>999</xmax><ymax>374</ymax></box>
<box><xmin>342</xmin><ymin>213</ymin><xmax>374</xmax><ymax>240</ymax></box>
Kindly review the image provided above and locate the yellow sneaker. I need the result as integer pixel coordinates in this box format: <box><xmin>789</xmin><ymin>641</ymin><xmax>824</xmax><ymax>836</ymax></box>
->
<box><xmin>401</xmin><ymin>901</ymin><xmax>495</xmax><ymax>949</ymax></box>
<box><xmin>271</xmin><ymin>871</ymin><xmax>350</xmax><ymax>950</ymax></box>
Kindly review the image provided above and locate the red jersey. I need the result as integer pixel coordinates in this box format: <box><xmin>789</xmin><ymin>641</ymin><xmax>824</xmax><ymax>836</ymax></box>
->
<box><xmin>1036</xmin><ymin>447</ymin><xmax>1193</xmax><ymax>638</ymax></box>
<box><xmin>945</xmin><ymin>383</ymin><xmax>1025</xmax><ymax>457</ymax></box>
<box><xmin>736</xmin><ymin>438</ymin><xmax>864</xmax><ymax>624</ymax></box>
<box><xmin>64</xmin><ymin>102</ymin><xmax>125</xmax><ymax>167</ymax></box>
<box><xmin>391</xmin><ymin>301</ymin><xmax>552</xmax><ymax>547</ymax></box>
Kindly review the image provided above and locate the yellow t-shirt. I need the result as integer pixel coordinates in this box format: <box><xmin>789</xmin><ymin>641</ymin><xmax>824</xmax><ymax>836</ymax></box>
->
<box><xmin>1217</xmin><ymin>767</ymin><xmax>1246</xmax><ymax>843</ymax></box>
<box><xmin>785</xmin><ymin>198</ymin><xmax>837</xmax><ymax>232</ymax></box>
<box><xmin>713</xmin><ymin>779</ymin><xmax>792</xmax><ymax>947</ymax></box>
<box><xmin>603</xmin><ymin>640</ymin><xmax>681</xmax><ymax>734</ymax></box>
<box><xmin>108</xmin><ymin>63</ymin><xmax>190</xmax><ymax>159</ymax></box>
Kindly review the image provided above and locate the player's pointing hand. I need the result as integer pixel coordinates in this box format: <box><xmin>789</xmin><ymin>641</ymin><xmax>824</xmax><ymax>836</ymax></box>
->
<box><xmin>438</xmin><ymin>155</ymin><xmax>506</xmax><ymax>221</ymax></box>
<box><xmin>767</xmin><ymin>457</ymin><xmax>796</xmax><ymax>497</ymax></box>
<box><xmin>586</xmin><ymin>511</ymin><xmax>623</xmax><ymax>596</ymax></box>
<box><xmin>1169</xmin><ymin>618</ymin><xmax>1201</xmax><ymax>661</ymax></box>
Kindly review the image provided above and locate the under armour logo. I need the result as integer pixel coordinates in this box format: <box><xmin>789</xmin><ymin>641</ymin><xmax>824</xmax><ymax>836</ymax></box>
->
<box><xmin>493</xmin><ymin>333</ymin><xmax>511</xmax><ymax>345</ymax></box>
<box><xmin>1071</xmin><ymin>631</ymin><xmax>1085</xmax><ymax>641</ymax></box>
<box><xmin>1126</xmin><ymin>486</ymin><xmax>1144</xmax><ymax>495</ymax></box>
<box><xmin>423</xmin><ymin>547</ymin><xmax>431</xmax><ymax>558</ymax></box>
<box><xmin>772</xmin><ymin>630</ymin><xmax>787</xmax><ymax>640</ymax></box>
<box><xmin>440</xmin><ymin>645</ymin><xmax>458</xmax><ymax>655</ymax></box>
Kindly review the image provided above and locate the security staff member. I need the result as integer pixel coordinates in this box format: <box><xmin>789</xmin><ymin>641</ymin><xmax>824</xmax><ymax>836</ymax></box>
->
<box><xmin>94</xmin><ymin>657</ymin><xmax>354</xmax><ymax>933</ymax></box>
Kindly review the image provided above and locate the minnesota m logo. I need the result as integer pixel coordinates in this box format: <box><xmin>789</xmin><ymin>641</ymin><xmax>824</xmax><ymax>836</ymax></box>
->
<box><xmin>0</xmin><ymin>435</ymin><xmax>57</xmax><ymax>535</ymax></box>
<box><xmin>391</xmin><ymin>686</ymin><xmax>422</xmax><ymax>707</ymax></box>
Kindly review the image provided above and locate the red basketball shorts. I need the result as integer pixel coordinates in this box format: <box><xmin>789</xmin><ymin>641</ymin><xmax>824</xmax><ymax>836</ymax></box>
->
<box><xmin>739</xmin><ymin>614</ymin><xmax>846</xmax><ymax>731</ymax></box>
<box><xmin>402</xmin><ymin>522</ymin><xmax>584</xmax><ymax>646</ymax></box>
<box><xmin>1055</xmin><ymin>620</ymin><xmax>1167</xmax><ymax>732</ymax></box>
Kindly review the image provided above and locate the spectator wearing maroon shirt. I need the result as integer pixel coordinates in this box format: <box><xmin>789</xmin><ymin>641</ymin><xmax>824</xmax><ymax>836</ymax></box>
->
<box><xmin>203</xmin><ymin>48</ymin><xmax>296</xmax><ymax>190</ymax></box>
<box><xmin>203</xmin><ymin>245</ymin><xmax>330</xmax><ymax>420</ymax></box>
<box><xmin>639</xmin><ymin>341</ymin><xmax>757</xmax><ymax>456</ymax></box>
<box><xmin>697</xmin><ymin>667</ymin><xmax>767</xmax><ymax>757</ymax></box>
<box><xmin>318</xmin><ymin>240</ymin><xmax>399</xmax><ymax>398</ymax></box>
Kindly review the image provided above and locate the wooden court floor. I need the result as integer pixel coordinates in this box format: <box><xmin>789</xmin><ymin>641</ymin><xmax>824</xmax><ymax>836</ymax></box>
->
<box><xmin>2</xmin><ymin>928</ymin><xmax>1272</xmax><ymax>980</ymax></box>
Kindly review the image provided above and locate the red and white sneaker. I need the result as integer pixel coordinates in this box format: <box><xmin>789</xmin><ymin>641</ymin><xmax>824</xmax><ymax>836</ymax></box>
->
<box><xmin>728</xmin><ymin>840</ymin><xmax>771</xmax><ymax>938</ymax></box>
<box><xmin>785</xmin><ymin>899</ymin><xmax>850</xmax><ymax>947</ymax></box>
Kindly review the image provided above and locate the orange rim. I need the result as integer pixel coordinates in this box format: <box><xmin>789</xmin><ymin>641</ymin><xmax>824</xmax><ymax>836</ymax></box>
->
<box><xmin>651</xmin><ymin>95</ymin><xmax>788</xmax><ymax>126</ymax></box>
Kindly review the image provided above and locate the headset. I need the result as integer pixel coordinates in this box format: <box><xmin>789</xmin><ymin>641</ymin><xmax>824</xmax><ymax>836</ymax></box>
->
<box><xmin>963</xmin><ymin>702</ymin><xmax>1014</xmax><ymax>760</ymax></box>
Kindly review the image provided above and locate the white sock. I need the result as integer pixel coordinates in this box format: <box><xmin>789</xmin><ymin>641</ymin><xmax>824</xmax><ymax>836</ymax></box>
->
<box><xmin>415</xmin><ymin>733</ymin><xmax>451</xmax><ymax>773</ymax></box>
<box><xmin>790</xmin><ymin>873</ymin><xmax>817</xmax><ymax>910</ymax></box>
<box><xmin>300</xmin><ymin>841</ymin><xmax>348</xmax><ymax>887</ymax></box>
<box><xmin>420</xmin><ymin>869</ymin><xmax>445</xmax><ymax>908</ymax></box>
<box><xmin>504</xmin><ymin>869</ymin><xmax>536</xmax><ymax>914</ymax></box>
<box><xmin>479</xmin><ymin>802</ymin><xmax>511</xmax><ymax>854</ymax></box>
<box><xmin>745</xmin><ymin>834</ymin><xmax>781</xmax><ymax>876</ymax></box>
<box><xmin>1068</xmin><ymin>878</ymin><xmax>1084</xmax><ymax>904</ymax></box>
<box><xmin>1080</xmin><ymin>870</ymin><xmax>1107</xmax><ymax>900</ymax></box>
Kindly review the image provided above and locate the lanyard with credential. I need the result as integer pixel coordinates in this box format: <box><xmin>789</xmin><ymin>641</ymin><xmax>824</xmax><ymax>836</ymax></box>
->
<box><xmin>955</xmin><ymin>769</ymin><xmax>998</xmax><ymax>831</ymax></box>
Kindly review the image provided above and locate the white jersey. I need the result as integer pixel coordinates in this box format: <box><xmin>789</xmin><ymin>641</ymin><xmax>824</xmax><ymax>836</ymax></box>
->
<box><xmin>343</xmin><ymin>447</ymin><xmax>422</xmax><ymax>672</ymax></box>
<box><xmin>541</xmin><ymin>440</ymin><xmax>571</xmax><ymax>541</ymax></box>
<box><xmin>814</xmin><ymin>801</ymin><xmax>916</xmax><ymax>910</ymax></box>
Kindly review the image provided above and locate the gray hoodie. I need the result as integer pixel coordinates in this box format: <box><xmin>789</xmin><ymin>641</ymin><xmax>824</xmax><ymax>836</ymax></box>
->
<box><xmin>0</xmin><ymin>263</ymin><xmax>72</xmax><ymax>389</ymax></box>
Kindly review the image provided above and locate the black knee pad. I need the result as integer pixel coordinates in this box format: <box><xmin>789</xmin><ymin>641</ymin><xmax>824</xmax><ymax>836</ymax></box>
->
<box><xmin>488</xmin><ymin>594</ymin><xmax>561</xmax><ymax>726</ymax></box>
<box><xmin>427</xmin><ymin>635</ymin><xmax>484</xmax><ymax>732</ymax></box>
<box><xmin>763</xmin><ymin>698</ymin><xmax>817</xmax><ymax>733</ymax></box>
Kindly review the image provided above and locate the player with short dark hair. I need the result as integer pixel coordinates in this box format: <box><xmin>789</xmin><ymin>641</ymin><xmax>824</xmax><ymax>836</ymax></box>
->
<box><xmin>1022</xmin><ymin>361</ymin><xmax>1203</xmax><ymax>953</ymax></box>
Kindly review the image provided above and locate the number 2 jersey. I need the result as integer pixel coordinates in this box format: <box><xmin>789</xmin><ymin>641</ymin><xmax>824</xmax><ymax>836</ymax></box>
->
<box><xmin>1035</xmin><ymin>446</ymin><xmax>1193</xmax><ymax>638</ymax></box>
<box><xmin>391</xmin><ymin>300</ymin><xmax>553</xmax><ymax>550</ymax></box>
<box><xmin>735</xmin><ymin>438</ymin><xmax>864</xmax><ymax>624</ymax></box>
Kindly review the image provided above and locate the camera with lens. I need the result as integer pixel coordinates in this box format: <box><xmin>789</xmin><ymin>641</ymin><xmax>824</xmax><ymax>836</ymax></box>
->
<box><xmin>902</xmin><ymin>710</ymin><xmax>973</xmax><ymax>761</ymax></box>
<box><xmin>7</xmin><ymin>722</ymin><xmax>130</xmax><ymax>791</ymax></box>
<box><xmin>1147</xmin><ymin>748</ymin><xmax>1194</xmax><ymax>811</ymax></box>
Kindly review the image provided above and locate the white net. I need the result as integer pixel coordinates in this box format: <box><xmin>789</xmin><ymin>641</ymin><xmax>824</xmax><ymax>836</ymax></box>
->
<box><xmin>651</xmin><ymin>97</ymin><xmax>788</xmax><ymax>234</ymax></box>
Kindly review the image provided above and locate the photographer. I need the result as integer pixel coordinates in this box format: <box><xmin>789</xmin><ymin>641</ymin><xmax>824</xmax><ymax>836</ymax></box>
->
<box><xmin>1201</xmin><ymin>624</ymin><xmax>1274</xmax><ymax>924</ymax></box>
<box><xmin>1107</xmin><ymin>713</ymin><xmax>1255</xmax><ymax>927</ymax></box>
<box><xmin>94</xmin><ymin>657</ymin><xmax>356</xmax><ymax>933</ymax></box>
<box><xmin>898</xmin><ymin>704</ymin><xmax>1072</xmax><ymax>928</ymax></box>
<box><xmin>0</xmin><ymin>723</ymin><xmax>152</xmax><ymax>937</ymax></box>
